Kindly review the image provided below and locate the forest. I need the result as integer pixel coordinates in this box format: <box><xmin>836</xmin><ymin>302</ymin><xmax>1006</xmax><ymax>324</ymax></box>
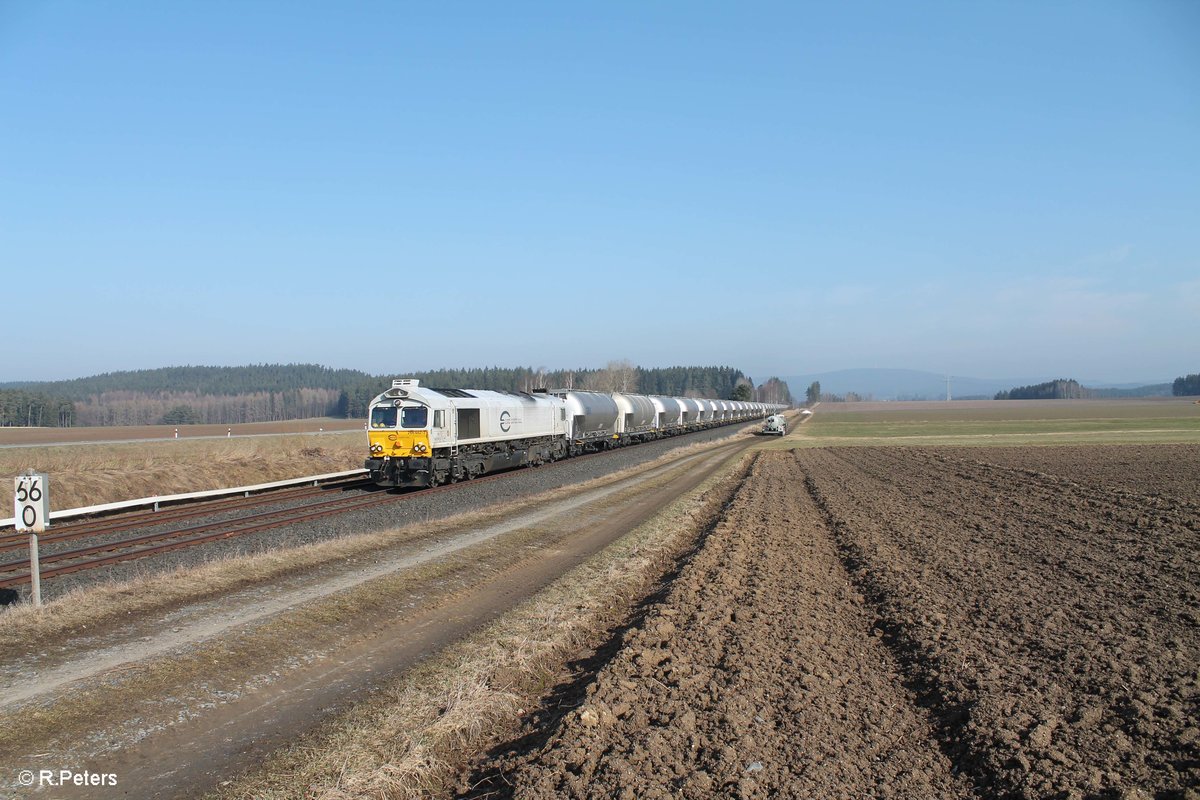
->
<box><xmin>1173</xmin><ymin>373</ymin><xmax>1200</xmax><ymax>396</ymax></box>
<box><xmin>0</xmin><ymin>363</ymin><xmax>791</xmax><ymax>427</ymax></box>
<box><xmin>995</xmin><ymin>377</ymin><xmax>1187</xmax><ymax>401</ymax></box>
<box><xmin>0</xmin><ymin>389</ymin><xmax>76</xmax><ymax>428</ymax></box>
<box><xmin>995</xmin><ymin>379</ymin><xmax>1090</xmax><ymax>400</ymax></box>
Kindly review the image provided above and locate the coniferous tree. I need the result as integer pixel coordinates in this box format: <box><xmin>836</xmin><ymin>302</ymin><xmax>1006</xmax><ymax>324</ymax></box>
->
<box><xmin>1173</xmin><ymin>373</ymin><xmax>1200</xmax><ymax>396</ymax></box>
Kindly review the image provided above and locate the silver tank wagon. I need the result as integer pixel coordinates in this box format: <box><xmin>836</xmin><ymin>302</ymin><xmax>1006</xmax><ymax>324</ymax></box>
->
<box><xmin>677</xmin><ymin>397</ymin><xmax>702</xmax><ymax>427</ymax></box>
<box><xmin>613</xmin><ymin>392</ymin><xmax>657</xmax><ymax>437</ymax></box>
<box><xmin>649</xmin><ymin>396</ymin><xmax>682</xmax><ymax>431</ymax></box>
<box><xmin>560</xmin><ymin>391</ymin><xmax>620</xmax><ymax>448</ymax></box>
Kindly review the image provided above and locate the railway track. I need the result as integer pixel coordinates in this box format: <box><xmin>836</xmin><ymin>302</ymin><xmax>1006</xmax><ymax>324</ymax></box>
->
<box><xmin>0</xmin><ymin>431</ymin><xmax>739</xmax><ymax>590</ymax></box>
<box><xmin>0</xmin><ymin>471</ymin><xmax>503</xmax><ymax>589</ymax></box>
<box><xmin>0</xmin><ymin>475</ymin><xmax>374</xmax><ymax>556</ymax></box>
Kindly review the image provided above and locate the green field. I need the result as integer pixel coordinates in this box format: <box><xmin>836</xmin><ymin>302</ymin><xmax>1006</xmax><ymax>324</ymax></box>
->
<box><xmin>764</xmin><ymin>399</ymin><xmax>1200</xmax><ymax>448</ymax></box>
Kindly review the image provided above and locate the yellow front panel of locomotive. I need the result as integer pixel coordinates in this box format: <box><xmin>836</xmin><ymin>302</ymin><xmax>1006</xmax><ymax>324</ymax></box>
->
<box><xmin>368</xmin><ymin>430</ymin><xmax>431</xmax><ymax>458</ymax></box>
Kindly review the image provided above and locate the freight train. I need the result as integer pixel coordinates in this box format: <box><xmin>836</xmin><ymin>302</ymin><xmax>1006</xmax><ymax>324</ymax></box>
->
<box><xmin>365</xmin><ymin>379</ymin><xmax>785</xmax><ymax>488</ymax></box>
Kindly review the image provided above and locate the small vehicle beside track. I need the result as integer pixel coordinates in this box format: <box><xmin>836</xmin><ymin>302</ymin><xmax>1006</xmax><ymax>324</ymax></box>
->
<box><xmin>761</xmin><ymin>414</ymin><xmax>787</xmax><ymax>436</ymax></box>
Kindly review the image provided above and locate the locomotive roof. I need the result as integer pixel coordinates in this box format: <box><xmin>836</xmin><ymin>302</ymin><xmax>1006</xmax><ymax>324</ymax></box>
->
<box><xmin>429</xmin><ymin>387</ymin><xmax>546</xmax><ymax>400</ymax></box>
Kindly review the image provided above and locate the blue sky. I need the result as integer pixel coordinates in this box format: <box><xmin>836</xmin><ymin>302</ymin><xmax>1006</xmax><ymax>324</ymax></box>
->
<box><xmin>2</xmin><ymin>1</ymin><xmax>1197</xmax><ymax>383</ymax></box>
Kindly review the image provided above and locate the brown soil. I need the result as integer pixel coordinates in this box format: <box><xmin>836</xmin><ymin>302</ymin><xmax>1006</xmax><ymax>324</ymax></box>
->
<box><xmin>941</xmin><ymin>444</ymin><xmax>1200</xmax><ymax>502</ymax></box>
<box><xmin>467</xmin><ymin>446</ymin><xmax>1200</xmax><ymax>799</ymax></box>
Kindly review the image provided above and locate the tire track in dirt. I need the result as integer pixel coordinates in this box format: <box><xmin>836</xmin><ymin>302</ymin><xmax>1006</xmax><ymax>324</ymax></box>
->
<box><xmin>796</xmin><ymin>447</ymin><xmax>1200</xmax><ymax>799</ymax></box>
<box><xmin>464</xmin><ymin>452</ymin><xmax>974</xmax><ymax>799</ymax></box>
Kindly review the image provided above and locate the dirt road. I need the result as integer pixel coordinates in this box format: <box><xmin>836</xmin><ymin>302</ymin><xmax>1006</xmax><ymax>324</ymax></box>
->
<box><xmin>471</xmin><ymin>446</ymin><xmax>1199</xmax><ymax>799</ymax></box>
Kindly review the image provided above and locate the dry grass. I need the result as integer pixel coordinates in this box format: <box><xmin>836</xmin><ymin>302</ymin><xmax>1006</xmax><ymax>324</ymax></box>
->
<box><xmin>212</xmin><ymin>451</ymin><xmax>752</xmax><ymax>799</ymax></box>
<box><xmin>0</xmin><ymin>533</ymin><xmax>401</xmax><ymax>657</ymax></box>
<box><xmin>0</xmin><ymin>432</ymin><xmax>365</xmax><ymax>512</ymax></box>
<box><xmin>0</xmin><ymin>519</ymin><xmax>566</xmax><ymax>757</ymax></box>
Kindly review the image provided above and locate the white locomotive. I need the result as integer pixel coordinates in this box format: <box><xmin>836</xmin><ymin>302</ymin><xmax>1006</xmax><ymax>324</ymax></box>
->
<box><xmin>365</xmin><ymin>379</ymin><xmax>784</xmax><ymax>487</ymax></box>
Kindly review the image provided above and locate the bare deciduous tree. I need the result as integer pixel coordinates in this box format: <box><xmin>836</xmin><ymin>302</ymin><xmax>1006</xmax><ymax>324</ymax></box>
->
<box><xmin>583</xmin><ymin>359</ymin><xmax>637</xmax><ymax>393</ymax></box>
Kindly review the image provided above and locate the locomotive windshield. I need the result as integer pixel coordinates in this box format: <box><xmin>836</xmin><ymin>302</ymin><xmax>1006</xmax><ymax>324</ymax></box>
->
<box><xmin>400</xmin><ymin>406</ymin><xmax>428</xmax><ymax>428</ymax></box>
<box><xmin>370</xmin><ymin>406</ymin><xmax>397</xmax><ymax>428</ymax></box>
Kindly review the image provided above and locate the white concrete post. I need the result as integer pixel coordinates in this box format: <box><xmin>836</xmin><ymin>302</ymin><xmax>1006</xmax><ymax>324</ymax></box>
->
<box><xmin>14</xmin><ymin>471</ymin><xmax>48</xmax><ymax>608</ymax></box>
<box><xmin>29</xmin><ymin>534</ymin><xmax>41</xmax><ymax>607</ymax></box>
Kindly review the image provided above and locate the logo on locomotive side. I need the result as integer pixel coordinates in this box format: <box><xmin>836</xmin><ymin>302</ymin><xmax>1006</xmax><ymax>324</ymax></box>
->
<box><xmin>499</xmin><ymin>411</ymin><xmax>511</xmax><ymax>432</ymax></box>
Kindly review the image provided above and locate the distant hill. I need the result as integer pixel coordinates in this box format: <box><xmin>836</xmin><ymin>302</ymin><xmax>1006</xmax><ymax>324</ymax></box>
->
<box><xmin>6</xmin><ymin>364</ymin><xmax>373</xmax><ymax>399</ymax></box>
<box><xmin>1</xmin><ymin>363</ymin><xmax>772</xmax><ymax>427</ymax></box>
<box><xmin>781</xmin><ymin>368</ymin><xmax>1172</xmax><ymax>402</ymax></box>
<box><xmin>995</xmin><ymin>378</ymin><xmax>1175</xmax><ymax>400</ymax></box>
<box><xmin>781</xmin><ymin>369</ymin><xmax>1027</xmax><ymax>400</ymax></box>
<box><xmin>1084</xmin><ymin>383</ymin><xmax>1173</xmax><ymax>398</ymax></box>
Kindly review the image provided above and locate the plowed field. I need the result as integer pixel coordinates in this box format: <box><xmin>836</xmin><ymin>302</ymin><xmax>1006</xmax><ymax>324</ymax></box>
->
<box><xmin>945</xmin><ymin>444</ymin><xmax>1200</xmax><ymax>502</ymax></box>
<box><xmin>468</xmin><ymin>446</ymin><xmax>1200</xmax><ymax>799</ymax></box>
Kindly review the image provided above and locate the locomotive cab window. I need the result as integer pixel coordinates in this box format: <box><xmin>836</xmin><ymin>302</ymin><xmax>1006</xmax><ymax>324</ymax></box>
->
<box><xmin>433</xmin><ymin>410</ymin><xmax>445</xmax><ymax>428</ymax></box>
<box><xmin>370</xmin><ymin>407</ymin><xmax>398</xmax><ymax>428</ymax></box>
<box><xmin>400</xmin><ymin>406</ymin><xmax>429</xmax><ymax>428</ymax></box>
